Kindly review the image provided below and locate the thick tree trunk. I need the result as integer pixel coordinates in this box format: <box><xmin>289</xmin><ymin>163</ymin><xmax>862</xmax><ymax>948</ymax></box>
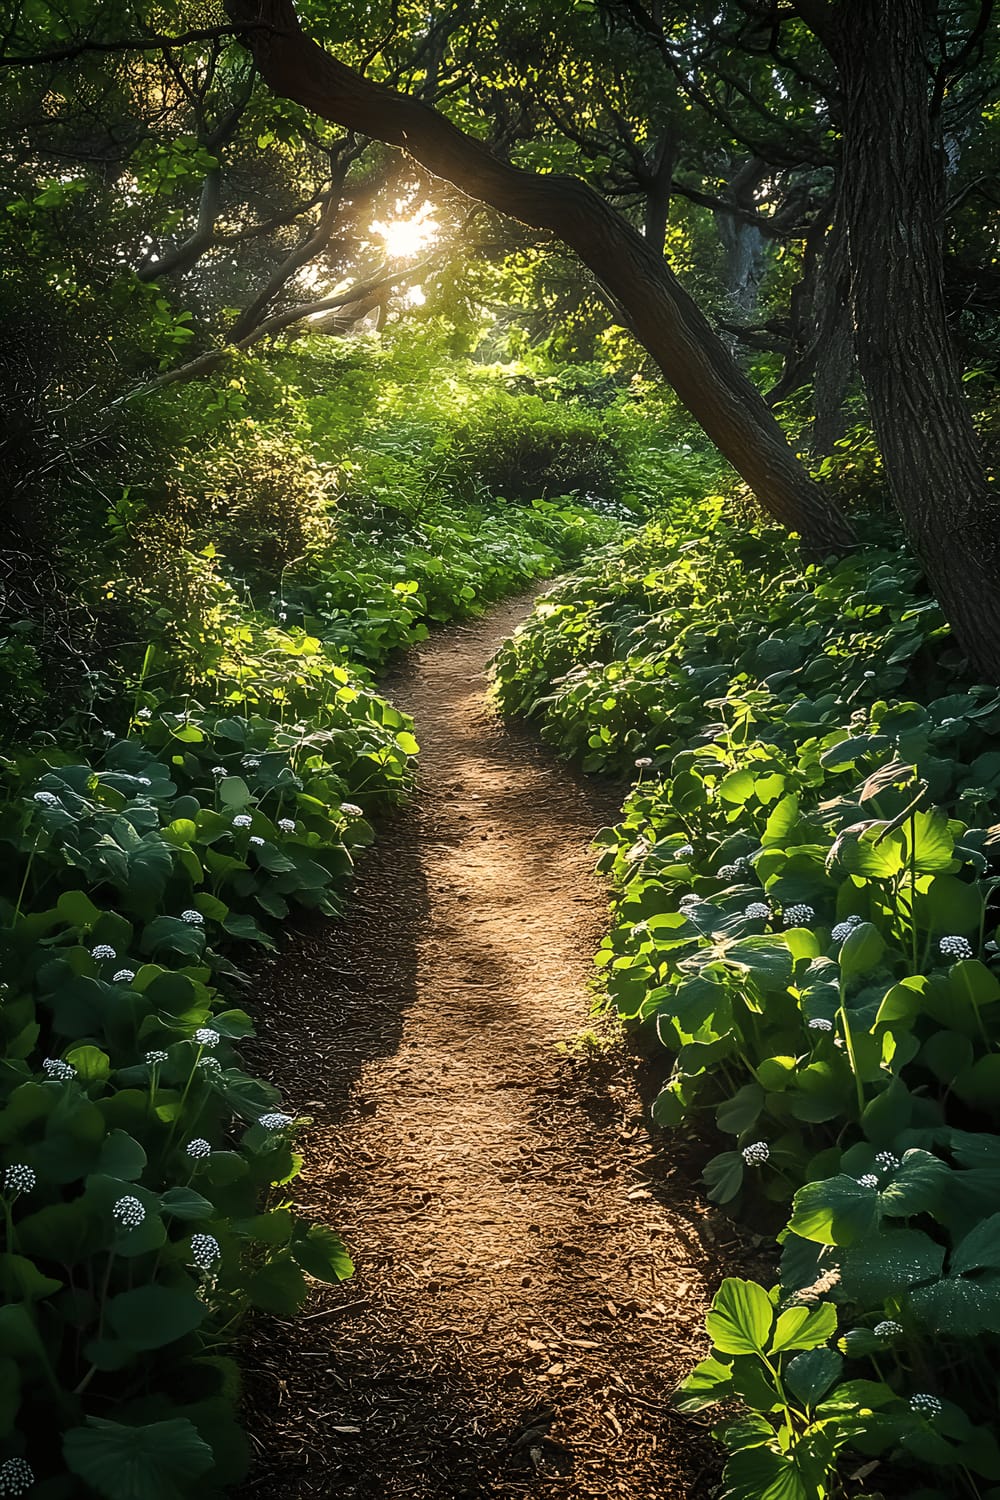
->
<box><xmin>820</xmin><ymin>0</ymin><xmax>1000</xmax><ymax>677</ymax></box>
<box><xmin>224</xmin><ymin>0</ymin><xmax>854</xmax><ymax>552</ymax></box>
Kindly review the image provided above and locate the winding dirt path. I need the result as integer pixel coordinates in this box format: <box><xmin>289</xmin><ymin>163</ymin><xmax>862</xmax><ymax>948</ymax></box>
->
<box><xmin>239</xmin><ymin>591</ymin><xmax>724</xmax><ymax>1499</ymax></box>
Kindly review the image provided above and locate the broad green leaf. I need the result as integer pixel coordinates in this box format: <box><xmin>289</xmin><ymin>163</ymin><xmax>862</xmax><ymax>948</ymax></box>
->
<box><xmin>788</xmin><ymin>1176</ymin><xmax>881</xmax><ymax>1246</ymax></box>
<box><xmin>770</xmin><ymin>1302</ymin><xmax>837</xmax><ymax>1354</ymax></box>
<box><xmin>784</xmin><ymin>1347</ymin><xmax>843</xmax><ymax>1407</ymax></box>
<box><xmin>706</xmin><ymin>1278</ymin><xmax>774</xmax><ymax>1355</ymax></box>
<box><xmin>246</xmin><ymin>1250</ymin><xmax>308</xmax><ymax>1315</ymax></box>
<box><xmin>108</xmin><ymin>1286</ymin><xmax>206</xmax><ymax>1350</ymax></box>
<box><xmin>292</xmin><ymin>1224</ymin><xmax>354</xmax><ymax>1283</ymax></box>
<box><xmin>63</xmin><ymin>1417</ymin><xmax>213</xmax><ymax>1500</ymax></box>
<box><xmin>719</xmin><ymin>1443</ymin><xmax>811</xmax><ymax>1500</ymax></box>
<box><xmin>673</xmin><ymin>1356</ymin><xmax>735</xmax><ymax>1412</ymax></box>
<box><xmin>952</xmin><ymin>1213</ymin><xmax>1000</xmax><ymax>1275</ymax></box>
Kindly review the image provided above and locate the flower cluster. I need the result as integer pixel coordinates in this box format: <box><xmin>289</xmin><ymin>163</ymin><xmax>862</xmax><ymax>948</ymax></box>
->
<box><xmin>190</xmin><ymin>1232</ymin><xmax>220</xmax><ymax>1269</ymax></box>
<box><xmin>742</xmin><ymin>1141</ymin><xmax>769</xmax><ymax>1166</ymax></box>
<box><xmin>910</xmin><ymin>1392</ymin><xmax>942</xmax><ymax>1418</ymax></box>
<box><xmin>112</xmin><ymin>968</ymin><xmax>135</xmax><ymax>983</ymax></box>
<box><xmin>249</xmin><ymin>835</ymin><xmax>265</xmax><ymax>847</ymax></box>
<box><xmin>278</xmin><ymin>818</ymin><xmax>296</xmax><ymax>834</ymax></box>
<box><xmin>212</xmin><ymin>765</ymin><xmax>227</xmax><ymax>777</ymax></box>
<box><xmin>180</xmin><ymin>908</ymin><xmax>204</xmax><ymax>925</ymax></box>
<box><xmin>807</xmin><ymin>1017</ymin><xmax>834</xmax><ymax>1032</ymax></box>
<box><xmin>42</xmin><ymin>1058</ymin><xmax>76</xmax><ymax>1081</ymax></box>
<box><xmin>856</xmin><ymin>1173</ymin><xmax>879</xmax><ymax>1189</ymax></box>
<box><xmin>232</xmin><ymin>814</ymin><xmax>252</xmax><ymax>829</ymax></box>
<box><xmin>0</xmin><ymin>1457</ymin><xmax>34</xmax><ymax>1496</ymax></box>
<box><xmin>144</xmin><ymin>1050</ymin><xmax>168</xmax><ymax>1067</ymax></box>
<box><xmin>783</xmin><ymin>904</ymin><xmax>815</xmax><ymax>927</ymax></box>
<box><xmin>193</xmin><ymin>1028</ymin><xmax>219</xmax><ymax>1049</ymax></box>
<box><xmin>744</xmin><ymin>902</ymin><xmax>770</xmax><ymax>921</ymax></box>
<box><xmin>831</xmin><ymin>914</ymin><xmax>863</xmax><ymax>943</ymax></box>
<box><xmin>112</xmin><ymin>1195</ymin><xmax>146</xmax><ymax>1230</ymax></box>
<box><xmin>634</xmin><ymin>757</ymin><xmax>652</xmax><ymax>769</ymax></box>
<box><xmin>874</xmin><ymin>1319</ymin><xmax>903</xmax><ymax>1339</ymax></box>
<box><xmin>186</xmin><ymin>1138</ymin><xmax>212</xmax><ymax>1160</ymax></box>
<box><xmin>340</xmin><ymin>803</ymin><xmax>364</xmax><ymax>818</ymax></box>
<box><xmin>939</xmin><ymin>934</ymin><xmax>973</xmax><ymax>961</ymax></box>
<box><xmin>3</xmin><ymin>1164</ymin><xmax>36</xmax><ymax>1195</ymax></box>
<box><xmin>242</xmin><ymin>757</ymin><xmax>261</xmax><ymax>771</ymax></box>
<box><xmin>137</xmin><ymin>706</ymin><xmax>153</xmax><ymax>720</ymax></box>
<box><xmin>91</xmin><ymin>944</ymin><xmax>117</xmax><ymax>960</ymax></box>
<box><xmin>673</xmin><ymin>844</ymin><xmax>694</xmax><ymax>860</ymax></box>
<box><xmin>875</xmin><ymin>1151</ymin><xmax>900</xmax><ymax>1172</ymax></box>
<box><xmin>33</xmin><ymin>790</ymin><xmax>59</xmax><ymax>806</ymax></box>
<box><xmin>259</xmin><ymin>1112</ymin><xmax>294</xmax><ymax>1132</ymax></box>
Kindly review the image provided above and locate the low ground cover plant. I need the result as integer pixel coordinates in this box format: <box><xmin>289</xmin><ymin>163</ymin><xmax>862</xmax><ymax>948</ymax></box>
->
<box><xmin>493</xmin><ymin>504</ymin><xmax>1000</xmax><ymax>1498</ymax></box>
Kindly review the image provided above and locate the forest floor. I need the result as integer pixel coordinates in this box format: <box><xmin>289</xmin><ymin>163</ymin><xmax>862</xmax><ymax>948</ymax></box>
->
<box><xmin>237</xmin><ymin>590</ymin><xmax>747</xmax><ymax>1500</ymax></box>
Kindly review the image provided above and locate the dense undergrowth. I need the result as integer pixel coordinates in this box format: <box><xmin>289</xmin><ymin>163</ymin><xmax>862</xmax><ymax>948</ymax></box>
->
<box><xmin>493</xmin><ymin>505</ymin><xmax>1000</xmax><ymax>1499</ymax></box>
<box><xmin>0</xmin><ymin>333</ymin><xmax>620</xmax><ymax>1498</ymax></box>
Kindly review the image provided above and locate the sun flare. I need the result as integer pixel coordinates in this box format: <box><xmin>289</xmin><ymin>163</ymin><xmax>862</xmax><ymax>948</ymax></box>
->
<box><xmin>370</xmin><ymin>203</ymin><xmax>440</xmax><ymax>260</ymax></box>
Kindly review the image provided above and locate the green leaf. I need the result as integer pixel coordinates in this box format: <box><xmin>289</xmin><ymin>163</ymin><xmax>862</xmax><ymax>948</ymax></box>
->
<box><xmin>788</xmin><ymin>1175</ymin><xmax>881</xmax><ymax>1246</ymax></box>
<box><xmin>246</xmin><ymin>1250</ymin><xmax>308</xmax><ymax>1315</ymax></box>
<box><xmin>840</xmin><ymin>1229</ymin><xmax>944</xmax><ymax>1303</ymax></box>
<box><xmin>706</xmin><ymin>1278</ymin><xmax>774</xmax><ymax>1356</ymax></box>
<box><xmin>704</xmin><ymin>1150</ymin><xmax>745</xmax><ymax>1204</ymax></box>
<box><xmin>784</xmin><ymin>1347</ymin><xmax>843</xmax><ymax>1407</ymax></box>
<box><xmin>910</xmin><ymin>1273</ymin><xmax>1000</xmax><ymax>1338</ymax></box>
<box><xmin>98</xmin><ymin>1131</ymin><xmax>147</xmax><ymax>1181</ymax></box>
<box><xmin>673</xmin><ymin>1356</ymin><xmax>735</xmax><ymax>1412</ymax></box>
<box><xmin>770</xmin><ymin>1302</ymin><xmax>837</xmax><ymax>1354</ymax></box>
<box><xmin>838</xmin><ymin>923</ymin><xmax>884</xmax><ymax>981</ymax></box>
<box><xmin>292</xmin><ymin>1224</ymin><xmax>354</xmax><ymax>1283</ymax></box>
<box><xmin>159</xmin><ymin>1187</ymin><xmax>216</xmax><ymax>1221</ymax></box>
<box><xmin>63</xmin><ymin>1417</ymin><xmax>213</xmax><ymax>1500</ymax></box>
<box><xmin>108</xmin><ymin>1286</ymin><xmax>206</xmax><ymax>1350</ymax></box>
<box><xmin>952</xmin><ymin>1213</ymin><xmax>1000</xmax><ymax>1275</ymax></box>
<box><xmin>719</xmin><ymin>1443</ymin><xmax>811</xmax><ymax>1500</ymax></box>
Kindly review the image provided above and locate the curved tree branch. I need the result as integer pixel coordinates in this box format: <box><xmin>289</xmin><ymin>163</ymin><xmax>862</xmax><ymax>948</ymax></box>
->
<box><xmin>222</xmin><ymin>0</ymin><xmax>853</xmax><ymax>550</ymax></box>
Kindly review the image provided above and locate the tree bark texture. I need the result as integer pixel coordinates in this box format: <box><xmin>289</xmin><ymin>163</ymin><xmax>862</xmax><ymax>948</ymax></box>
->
<box><xmin>823</xmin><ymin>0</ymin><xmax>1000</xmax><ymax>678</ymax></box>
<box><xmin>223</xmin><ymin>0</ymin><xmax>854</xmax><ymax>552</ymax></box>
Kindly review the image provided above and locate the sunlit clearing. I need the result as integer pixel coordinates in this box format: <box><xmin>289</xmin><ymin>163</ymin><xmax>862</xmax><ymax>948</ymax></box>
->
<box><xmin>370</xmin><ymin>203</ymin><xmax>439</xmax><ymax>260</ymax></box>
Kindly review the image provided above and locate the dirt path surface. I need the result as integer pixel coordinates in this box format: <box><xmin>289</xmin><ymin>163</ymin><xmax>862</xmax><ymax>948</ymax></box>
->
<box><xmin>239</xmin><ymin>591</ymin><xmax>725</xmax><ymax>1499</ymax></box>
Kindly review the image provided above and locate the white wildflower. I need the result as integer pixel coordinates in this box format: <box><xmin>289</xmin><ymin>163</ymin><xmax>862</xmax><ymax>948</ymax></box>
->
<box><xmin>831</xmin><ymin>915</ymin><xmax>863</xmax><ymax>942</ymax></box>
<box><xmin>249</xmin><ymin>835</ymin><xmax>265</xmax><ymax>846</ymax></box>
<box><xmin>808</xmin><ymin>1017</ymin><xmax>834</xmax><ymax>1032</ymax></box>
<box><xmin>875</xmin><ymin>1319</ymin><xmax>903</xmax><ymax>1339</ymax></box>
<box><xmin>137</xmin><ymin>707</ymin><xmax>153</xmax><ymax>720</ymax></box>
<box><xmin>340</xmin><ymin>803</ymin><xmax>363</xmax><ymax>817</ymax></box>
<box><xmin>783</xmin><ymin>904</ymin><xmax>815</xmax><ymax>927</ymax></box>
<box><xmin>193</xmin><ymin>1028</ymin><xmax>219</xmax><ymax>1048</ymax></box>
<box><xmin>185</xmin><ymin>1138</ymin><xmax>212</xmax><ymax>1160</ymax></box>
<box><xmin>3</xmin><ymin>1164</ymin><xmax>35</xmax><ymax>1195</ymax></box>
<box><xmin>112</xmin><ymin>968</ymin><xmax>135</xmax><ymax>983</ymax></box>
<box><xmin>259</xmin><ymin>1112</ymin><xmax>294</xmax><ymax>1132</ymax></box>
<box><xmin>0</xmin><ymin>1457</ymin><xmax>34</xmax><ymax>1496</ymax></box>
<box><xmin>33</xmin><ymin>790</ymin><xmax>59</xmax><ymax>806</ymax></box>
<box><xmin>856</xmin><ymin>1173</ymin><xmax>879</xmax><ymax>1189</ymax></box>
<box><xmin>211</xmin><ymin>766</ymin><xmax>227</xmax><ymax>777</ymax></box>
<box><xmin>242</xmin><ymin>757</ymin><xmax>261</xmax><ymax>771</ymax></box>
<box><xmin>742</xmin><ymin>1141</ymin><xmax>770</xmax><ymax>1166</ymax></box>
<box><xmin>42</xmin><ymin>1058</ymin><xmax>76</xmax><ymax>1081</ymax></box>
<box><xmin>278</xmin><ymin>818</ymin><xmax>296</xmax><ymax>833</ymax></box>
<box><xmin>875</xmin><ymin>1151</ymin><xmax>900</xmax><ymax>1172</ymax></box>
<box><xmin>198</xmin><ymin>1057</ymin><xmax>222</xmax><ymax>1076</ymax></box>
<box><xmin>674</xmin><ymin>844</ymin><xmax>694</xmax><ymax>860</ymax></box>
<box><xmin>940</xmin><ymin>934</ymin><xmax>973</xmax><ymax>960</ymax></box>
<box><xmin>112</xmin><ymin>1195</ymin><xmax>145</xmax><ymax>1230</ymax></box>
<box><xmin>910</xmin><ymin>1392</ymin><xmax>942</xmax><ymax>1418</ymax></box>
<box><xmin>717</xmin><ymin>864</ymin><xmax>738</xmax><ymax>880</ymax></box>
<box><xmin>91</xmin><ymin>944</ymin><xmax>117</xmax><ymax>960</ymax></box>
<box><xmin>180</xmin><ymin>909</ymin><xmax>204</xmax><ymax>925</ymax></box>
<box><xmin>144</xmin><ymin>1050</ymin><xmax>168</xmax><ymax>1067</ymax></box>
<box><xmin>232</xmin><ymin>814</ymin><xmax>252</xmax><ymax>829</ymax></box>
<box><xmin>744</xmin><ymin>902</ymin><xmax>770</xmax><ymax>921</ymax></box>
<box><xmin>863</xmin><ymin>670</ymin><xmax>876</xmax><ymax>679</ymax></box>
<box><xmin>190</xmin><ymin>1232</ymin><xmax>220</xmax><ymax>1269</ymax></box>
<box><xmin>634</xmin><ymin>757</ymin><xmax>653</xmax><ymax>769</ymax></box>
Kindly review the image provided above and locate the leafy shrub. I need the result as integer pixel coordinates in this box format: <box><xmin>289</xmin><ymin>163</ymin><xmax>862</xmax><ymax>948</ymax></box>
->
<box><xmin>493</xmin><ymin>507</ymin><xmax>1000</xmax><ymax>1497</ymax></box>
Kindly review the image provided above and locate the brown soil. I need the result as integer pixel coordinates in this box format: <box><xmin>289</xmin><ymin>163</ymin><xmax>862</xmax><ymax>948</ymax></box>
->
<box><xmin>238</xmin><ymin>590</ymin><xmax>736</xmax><ymax>1500</ymax></box>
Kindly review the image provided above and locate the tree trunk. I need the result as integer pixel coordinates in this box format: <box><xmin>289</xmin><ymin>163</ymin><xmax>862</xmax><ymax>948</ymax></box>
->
<box><xmin>819</xmin><ymin>0</ymin><xmax>1000</xmax><ymax>677</ymax></box>
<box><xmin>224</xmin><ymin>0</ymin><xmax>854</xmax><ymax>552</ymax></box>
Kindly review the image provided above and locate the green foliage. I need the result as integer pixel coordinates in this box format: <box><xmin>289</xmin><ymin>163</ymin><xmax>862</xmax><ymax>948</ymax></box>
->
<box><xmin>494</xmin><ymin>505</ymin><xmax>1000</xmax><ymax>1495</ymax></box>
